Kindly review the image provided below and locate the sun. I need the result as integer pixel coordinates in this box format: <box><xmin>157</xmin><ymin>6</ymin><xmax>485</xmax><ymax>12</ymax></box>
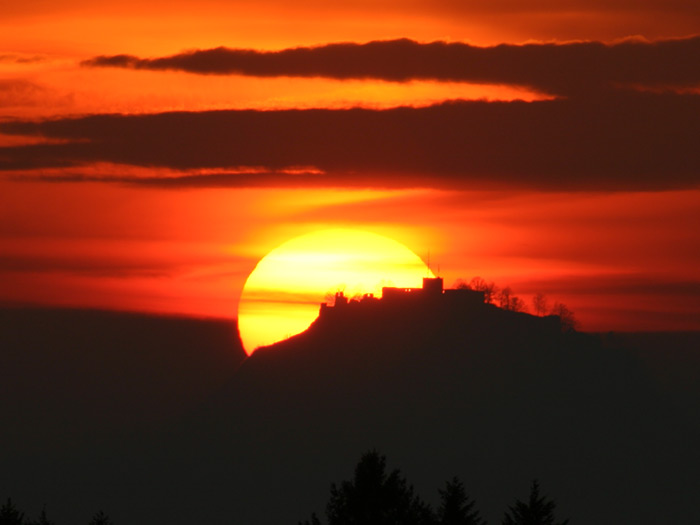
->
<box><xmin>237</xmin><ymin>229</ymin><xmax>433</xmax><ymax>354</ymax></box>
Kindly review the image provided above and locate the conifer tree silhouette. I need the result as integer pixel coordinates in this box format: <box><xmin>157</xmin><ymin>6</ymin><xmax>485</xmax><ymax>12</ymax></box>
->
<box><xmin>88</xmin><ymin>510</ymin><xmax>113</xmax><ymax>525</ymax></box>
<box><xmin>0</xmin><ymin>498</ymin><xmax>25</xmax><ymax>525</ymax></box>
<box><xmin>502</xmin><ymin>480</ymin><xmax>568</xmax><ymax>525</ymax></box>
<box><xmin>27</xmin><ymin>506</ymin><xmax>54</xmax><ymax>525</ymax></box>
<box><xmin>437</xmin><ymin>477</ymin><xmax>485</xmax><ymax>525</ymax></box>
<box><xmin>326</xmin><ymin>450</ymin><xmax>434</xmax><ymax>525</ymax></box>
<box><xmin>298</xmin><ymin>512</ymin><xmax>322</xmax><ymax>525</ymax></box>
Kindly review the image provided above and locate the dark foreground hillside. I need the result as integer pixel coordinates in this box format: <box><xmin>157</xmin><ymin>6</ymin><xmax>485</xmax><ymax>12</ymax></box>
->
<box><xmin>0</xmin><ymin>307</ymin><xmax>245</xmax><ymax>523</ymax></box>
<box><xmin>1</xmin><ymin>304</ymin><xmax>699</xmax><ymax>524</ymax></box>
<box><xmin>175</xmin><ymin>301</ymin><xmax>700</xmax><ymax>524</ymax></box>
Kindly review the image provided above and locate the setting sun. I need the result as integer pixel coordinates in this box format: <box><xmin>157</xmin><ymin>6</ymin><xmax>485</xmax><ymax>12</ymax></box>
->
<box><xmin>3</xmin><ymin>1</ymin><xmax>700</xmax><ymax>524</ymax></box>
<box><xmin>237</xmin><ymin>229</ymin><xmax>433</xmax><ymax>353</ymax></box>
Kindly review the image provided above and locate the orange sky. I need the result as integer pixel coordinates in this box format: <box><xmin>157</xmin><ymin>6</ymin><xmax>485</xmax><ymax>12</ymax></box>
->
<box><xmin>1</xmin><ymin>0</ymin><xmax>699</xmax><ymax>332</ymax></box>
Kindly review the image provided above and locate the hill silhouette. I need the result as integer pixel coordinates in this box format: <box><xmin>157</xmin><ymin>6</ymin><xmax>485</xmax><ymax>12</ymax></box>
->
<box><xmin>168</xmin><ymin>283</ymin><xmax>700</xmax><ymax>524</ymax></box>
<box><xmin>0</xmin><ymin>306</ymin><xmax>245</xmax><ymax>523</ymax></box>
<box><xmin>1</xmin><ymin>307</ymin><xmax>245</xmax><ymax>450</ymax></box>
<box><xmin>2</xmin><ymin>299</ymin><xmax>699</xmax><ymax>524</ymax></box>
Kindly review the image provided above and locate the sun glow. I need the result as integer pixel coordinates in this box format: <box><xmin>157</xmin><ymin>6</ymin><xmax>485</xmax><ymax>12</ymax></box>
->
<box><xmin>237</xmin><ymin>229</ymin><xmax>432</xmax><ymax>354</ymax></box>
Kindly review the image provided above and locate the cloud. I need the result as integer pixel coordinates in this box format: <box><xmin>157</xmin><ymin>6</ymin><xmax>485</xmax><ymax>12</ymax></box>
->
<box><xmin>2</xmin><ymin>93</ymin><xmax>699</xmax><ymax>191</ymax></box>
<box><xmin>0</xmin><ymin>79</ymin><xmax>48</xmax><ymax>107</ymax></box>
<box><xmin>0</xmin><ymin>54</ymin><xmax>46</xmax><ymax>64</ymax></box>
<box><xmin>82</xmin><ymin>36</ymin><xmax>700</xmax><ymax>97</ymax></box>
<box><xmin>0</xmin><ymin>254</ymin><xmax>173</xmax><ymax>278</ymax></box>
<box><xmin>525</xmin><ymin>273</ymin><xmax>700</xmax><ymax>299</ymax></box>
<box><xmin>10</xmin><ymin>169</ymin><xmax>364</xmax><ymax>190</ymax></box>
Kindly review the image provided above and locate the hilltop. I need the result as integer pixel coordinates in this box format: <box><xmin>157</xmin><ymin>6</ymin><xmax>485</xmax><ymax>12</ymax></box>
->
<box><xmin>2</xmin><ymin>299</ymin><xmax>699</xmax><ymax>525</ymax></box>
<box><xmin>179</xmin><ymin>279</ymin><xmax>700</xmax><ymax>524</ymax></box>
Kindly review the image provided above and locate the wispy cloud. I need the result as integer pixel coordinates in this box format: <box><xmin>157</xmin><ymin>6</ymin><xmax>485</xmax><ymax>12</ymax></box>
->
<box><xmin>0</xmin><ymin>254</ymin><xmax>174</xmax><ymax>278</ymax></box>
<box><xmin>0</xmin><ymin>53</ymin><xmax>47</xmax><ymax>64</ymax></box>
<box><xmin>0</xmin><ymin>79</ymin><xmax>48</xmax><ymax>107</ymax></box>
<box><xmin>82</xmin><ymin>36</ymin><xmax>700</xmax><ymax>97</ymax></box>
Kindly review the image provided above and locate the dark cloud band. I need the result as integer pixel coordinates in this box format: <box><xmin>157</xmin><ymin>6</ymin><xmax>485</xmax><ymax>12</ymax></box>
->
<box><xmin>2</xmin><ymin>93</ymin><xmax>699</xmax><ymax>191</ymax></box>
<box><xmin>82</xmin><ymin>37</ymin><xmax>700</xmax><ymax>96</ymax></box>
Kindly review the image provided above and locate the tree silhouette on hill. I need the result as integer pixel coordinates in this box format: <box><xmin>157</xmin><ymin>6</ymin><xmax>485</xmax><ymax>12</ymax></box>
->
<box><xmin>532</xmin><ymin>293</ymin><xmax>548</xmax><ymax>317</ymax></box>
<box><xmin>461</xmin><ymin>277</ymin><xmax>498</xmax><ymax>304</ymax></box>
<box><xmin>455</xmin><ymin>276</ymin><xmax>579</xmax><ymax>331</ymax></box>
<box><xmin>502</xmin><ymin>480</ymin><xmax>568</xmax><ymax>525</ymax></box>
<box><xmin>550</xmin><ymin>303</ymin><xmax>578</xmax><ymax>332</ymax></box>
<box><xmin>437</xmin><ymin>477</ymin><xmax>485</xmax><ymax>525</ymax></box>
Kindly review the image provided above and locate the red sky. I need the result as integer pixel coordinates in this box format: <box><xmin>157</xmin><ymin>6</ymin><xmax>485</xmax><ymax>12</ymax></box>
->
<box><xmin>1</xmin><ymin>0</ymin><xmax>699</xmax><ymax>332</ymax></box>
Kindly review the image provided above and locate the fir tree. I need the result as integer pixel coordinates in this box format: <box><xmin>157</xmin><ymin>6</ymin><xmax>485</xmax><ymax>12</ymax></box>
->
<box><xmin>88</xmin><ymin>511</ymin><xmax>112</xmax><ymax>525</ymax></box>
<box><xmin>0</xmin><ymin>498</ymin><xmax>24</xmax><ymax>525</ymax></box>
<box><xmin>502</xmin><ymin>480</ymin><xmax>568</xmax><ymax>525</ymax></box>
<box><xmin>298</xmin><ymin>512</ymin><xmax>322</xmax><ymax>525</ymax></box>
<box><xmin>438</xmin><ymin>477</ymin><xmax>485</xmax><ymax>525</ymax></box>
<box><xmin>27</xmin><ymin>506</ymin><xmax>54</xmax><ymax>525</ymax></box>
<box><xmin>326</xmin><ymin>450</ymin><xmax>434</xmax><ymax>525</ymax></box>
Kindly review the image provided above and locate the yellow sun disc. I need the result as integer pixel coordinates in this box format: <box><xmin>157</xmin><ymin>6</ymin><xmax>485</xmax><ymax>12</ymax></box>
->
<box><xmin>237</xmin><ymin>229</ymin><xmax>433</xmax><ymax>354</ymax></box>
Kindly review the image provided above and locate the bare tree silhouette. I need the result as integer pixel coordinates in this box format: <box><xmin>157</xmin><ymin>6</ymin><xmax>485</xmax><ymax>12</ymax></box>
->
<box><xmin>509</xmin><ymin>296</ymin><xmax>528</xmax><ymax>313</ymax></box>
<box><xmin>468</xmin><ymin>277</ymin><xmax>498</xmax><ymax>304</ymax></box>
<box><xmin>532</xmin><ymin>293</ymin><xmax>548</xmax><ymax>316</ymax></box>
<box><xmin>550</xmin><ymin>302</ymin><xmax>578</xmax><ymax>332</ymax></box>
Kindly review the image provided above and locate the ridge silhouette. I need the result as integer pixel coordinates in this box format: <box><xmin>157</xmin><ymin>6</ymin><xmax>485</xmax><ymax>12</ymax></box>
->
<box><xmin>167</xmin><ymin>280</ymin><xmax>700</xmax><ymax>524</ymax></box>
<box><xmin>2</xmin><ymin>304</ymin><xmax>699</xmax><ymax>524</ymax></box>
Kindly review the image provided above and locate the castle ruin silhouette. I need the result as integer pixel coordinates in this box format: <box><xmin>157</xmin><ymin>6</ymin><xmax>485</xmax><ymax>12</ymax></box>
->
<box><xmin>321</xmin><ymin>277</ymin><xmax>485</xmax><ymax>314</ymax></box>
<box><xmin>318</xmin><ymin>277</ymin><xmax>563</xmax><ymax>334</ymax></box>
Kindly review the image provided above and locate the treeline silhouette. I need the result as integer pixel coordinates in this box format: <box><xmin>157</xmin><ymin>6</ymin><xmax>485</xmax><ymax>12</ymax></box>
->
<box><xmin>0</xmin><ymin>499</ymin><xmax>112</xmax><ymax>525</ymax></box>
<box><xmin>453</xmin><ymin>276</ymin><xmax>578</xmax><ymax>331</ymax></box>
<box><xmin>2</xmin><ymin>452</ymin><xmax>568</xmax><ymax>525</ymax></box>
<box><xmin>299</xmin><ymin>451</ymin><xmax>569</xmax><ymax>525</ymax></box>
